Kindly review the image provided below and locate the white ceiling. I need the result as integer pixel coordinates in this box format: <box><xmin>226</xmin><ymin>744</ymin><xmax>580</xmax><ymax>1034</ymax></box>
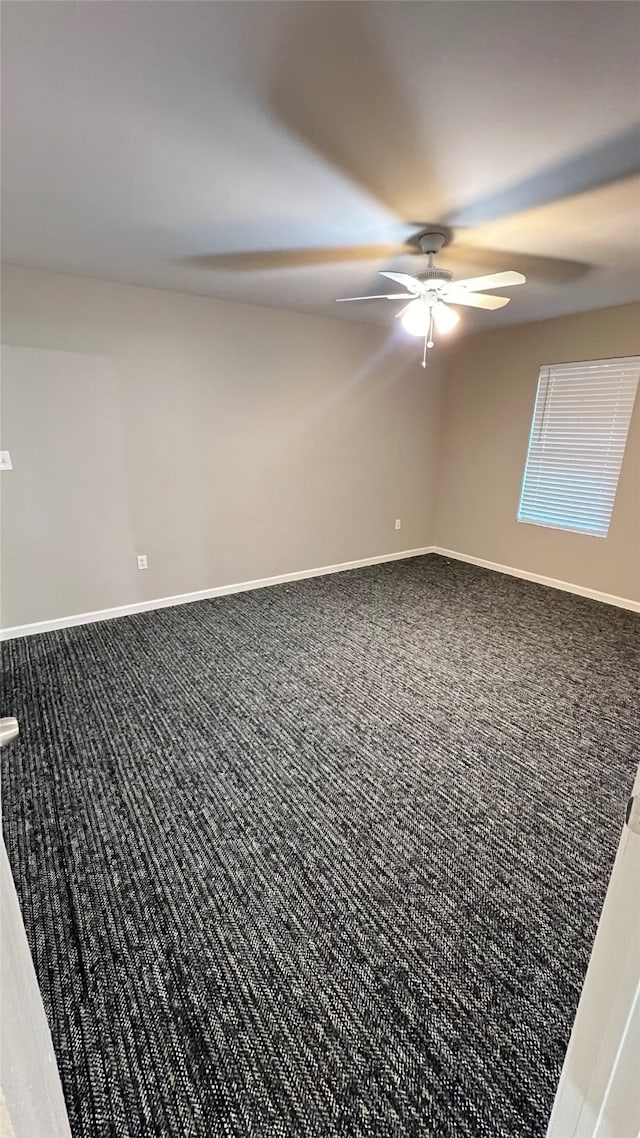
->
<box><xmin>2</xmin><ymin>1</ymin><xmax>639</xmax><ymax>332</ymax></box>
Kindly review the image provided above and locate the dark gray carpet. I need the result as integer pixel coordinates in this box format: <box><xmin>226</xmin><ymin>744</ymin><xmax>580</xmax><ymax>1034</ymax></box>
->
<box><xmin>2</xmin><ymin>555</ymin><xmax>638</xmax><ymax>1138</ymax></box>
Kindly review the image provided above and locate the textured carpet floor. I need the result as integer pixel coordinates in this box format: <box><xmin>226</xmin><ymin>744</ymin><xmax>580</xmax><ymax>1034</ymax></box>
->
<box><xmin>2</xmin><ymin>555</ymin><xmax>639</xmax><ymax>1138</ymax></box>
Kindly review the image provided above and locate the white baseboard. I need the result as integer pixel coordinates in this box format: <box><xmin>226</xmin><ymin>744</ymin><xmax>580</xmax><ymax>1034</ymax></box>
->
<box><xmin>431</xmin><ymin>546</ymin><xmax>640</xmax><ymax>613</ymax></box>
<box><xmin>0</xmin><ymin>546</ymin><xmax>434</xmax><ymax>640</ymax></box>
<box><xmin>3</xmin><ymin>543</ymin><xmax>637</xmax><ymax>640</ymax></box>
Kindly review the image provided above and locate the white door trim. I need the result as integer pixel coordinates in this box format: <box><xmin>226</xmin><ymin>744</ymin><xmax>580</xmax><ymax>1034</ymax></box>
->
<box><xmin>546</xmin><ymin>763</ymin><xmax>640</xmax><ymax>1137</ymax></box>
<box><xmin>1</xmin><ymin>840</ymin><xmax>72</xmax><ymax>1138</ymax></box>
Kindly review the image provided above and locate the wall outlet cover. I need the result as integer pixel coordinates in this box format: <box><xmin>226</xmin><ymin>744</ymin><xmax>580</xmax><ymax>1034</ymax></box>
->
<box><xmin>137</xmin><ymin>554</ymin><xmax>148</xmax><ymax>570</ymax></box>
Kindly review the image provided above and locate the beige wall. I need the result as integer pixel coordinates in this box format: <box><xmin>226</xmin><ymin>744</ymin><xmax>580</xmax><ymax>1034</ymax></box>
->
<box><xmin>2</xmin><ymin>266</ymin><xmax>638</xmax><ymax>631</ymax></box>
<box><xmin>434</xmin><ymin>303</ymin><xmax>640</xmax><ymax>602</ymax></box>
<box><xmin>1</xmin><ymin>264</ymin><xmax>443</xmax><ymax>627</ymax></box>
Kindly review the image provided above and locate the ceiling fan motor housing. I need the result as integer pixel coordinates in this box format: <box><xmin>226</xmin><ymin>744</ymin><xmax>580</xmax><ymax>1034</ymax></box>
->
<box><xmin>416</xmin><ymin>267</ymin><xmax>454</xmax><ymax>286</ymax></box>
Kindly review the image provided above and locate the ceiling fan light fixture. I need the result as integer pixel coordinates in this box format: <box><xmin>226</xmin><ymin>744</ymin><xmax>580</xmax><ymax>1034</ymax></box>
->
<box><xmin>336</xmin><ymin>239</ymin><xmax>526</xmax><ymax>363</ymax></box>
<box><xmin>432</xmin><ymin>301</ymin><xmax>460</xmax><ymax>333</ymax></box>
<box><xmin>424</xmin><ymin>276</ymin><xmax>450</xmax><ymax>290</ymax></box>
<box><xmin>401</xmin><ymin>298</ymin><xmax>431</xmax><ymax>337</ymax></box>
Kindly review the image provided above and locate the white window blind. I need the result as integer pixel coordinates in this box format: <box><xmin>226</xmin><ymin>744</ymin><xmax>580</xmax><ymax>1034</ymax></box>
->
<box><xmin>518</xmin><ymin>356</ymin><xmax>640</xmax><ymax>537</ymax></box>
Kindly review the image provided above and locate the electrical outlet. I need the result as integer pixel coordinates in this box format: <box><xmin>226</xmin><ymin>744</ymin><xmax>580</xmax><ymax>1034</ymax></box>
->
<box><xmin>395</xmin><ymin>518</ymin><xmax>402</xmax><ymax>530</ymax></box>
<box><xmin>137</xmin><ymin>554</ymin><xmax>148</xmax><ymax>570</ymax></box>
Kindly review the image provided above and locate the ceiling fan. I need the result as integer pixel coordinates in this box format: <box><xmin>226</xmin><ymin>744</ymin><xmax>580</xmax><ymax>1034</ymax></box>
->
<box><xmin>336</xmin><ymin>229</ymin><xmax>525</xmax><ymax>367</ymax></box>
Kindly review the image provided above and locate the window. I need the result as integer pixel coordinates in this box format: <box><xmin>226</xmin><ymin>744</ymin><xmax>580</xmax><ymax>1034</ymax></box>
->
<box><xmin>518</xmin><ymin>356</ymin><xmax>640</xmax><ymax>537</ymax></box>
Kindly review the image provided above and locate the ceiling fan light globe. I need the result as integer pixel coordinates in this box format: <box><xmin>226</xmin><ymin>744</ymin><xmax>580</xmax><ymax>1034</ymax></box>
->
<box><xmin>433</xmin><ymin>302</ymin><xmax>460</xmax><ymax>333</ymax></box>
<box><xmin>401</xmin><ymin>299</ymin><xmax>430</xmax><ymax>337</ymax></box>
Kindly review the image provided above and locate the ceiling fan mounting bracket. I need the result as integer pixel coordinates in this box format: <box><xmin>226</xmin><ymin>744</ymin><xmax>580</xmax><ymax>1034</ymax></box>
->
<box><xmin>415</xmin><ymin>229</ymin><xmax>450</xmax><ymax>256</ymax></box>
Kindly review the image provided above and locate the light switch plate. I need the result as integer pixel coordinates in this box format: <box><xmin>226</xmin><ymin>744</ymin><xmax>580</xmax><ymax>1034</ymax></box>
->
<box><xmin>0</xmin><ymin>451</ymin><xmax>13</xmax><ymax>470</ymax></box>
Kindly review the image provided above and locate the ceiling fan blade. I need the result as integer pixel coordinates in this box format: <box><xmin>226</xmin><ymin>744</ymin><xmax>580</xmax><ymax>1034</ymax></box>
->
<box><xmin>181</xmin><ymin>244</ymin><xmax>407</xmax><ymax>272</ymax></box>
<box><xmin>446</xmin><ymin>125</ymin><xmax>640</xmax><ymax>227</ymax></box>
<box><xmin>450</xmin><ymin>270</ymin><xmax>525</xmax><ymax>293</ymax></box>
<box><xmin>270</xmin><ymin>8</ymin><xmax>639</xmax><ymax>229</ymax></box>
<box><xmin>379</xmin><ymin>271</ymin><xmax>422</xmax><ymax>293</ymax></box>
<box><xmin>443</xmin><ymin>289</ymin><xmax>511</xmax><ymax>310</ymax></box>
<box><xmin>440</xmin><ymin>242</ymin><xmax>590</xmax><ymax>284</ymax></box>
<box><xmin>336</xmin><ymin>293</ymin><xmax>413</xmax><ymax>302</ymax></box>
<box><xmin>267</xmin><ymin>5</ymin><xmax>446</xmax><ymax>220</ymax></box>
